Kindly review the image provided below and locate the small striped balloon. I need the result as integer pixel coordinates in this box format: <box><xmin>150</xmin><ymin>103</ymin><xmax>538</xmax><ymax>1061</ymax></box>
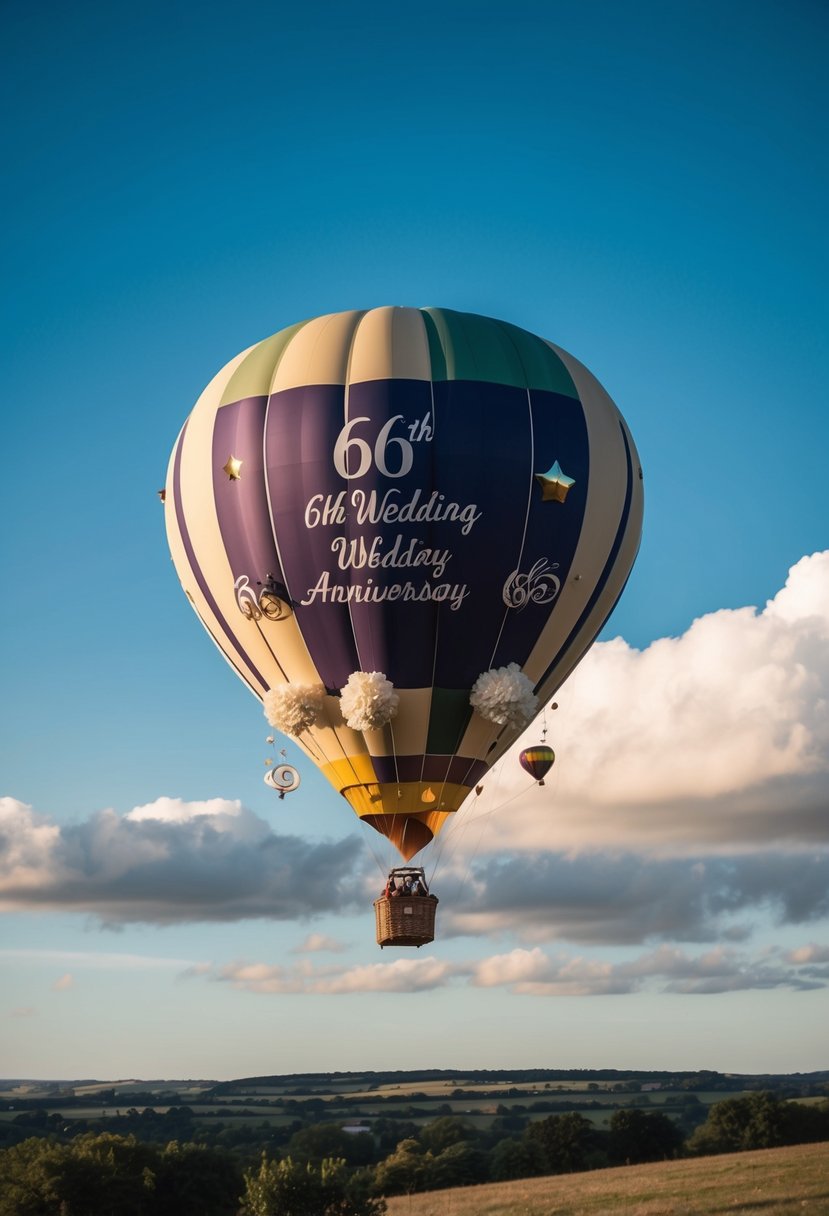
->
<box><xmin>519</xmin><ymin>745</ymin><xmax>556</xmax><ymax>785</ymax></box>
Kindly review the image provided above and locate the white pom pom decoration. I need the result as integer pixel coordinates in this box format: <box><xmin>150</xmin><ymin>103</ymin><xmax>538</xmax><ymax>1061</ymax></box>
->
<box><xmin>340</xmin><ymin>670</ymin><xmax>399</xmax><ymax>732</ymax></box>
<box><xmin>263</xmin><ymin>683</ymin><xmax>326</xmax><ymax>735</ymax></box>
<box><xmin>470</xmin><ymin>662</ymin><xmax>538</xmax><ymax>729</ymax></box>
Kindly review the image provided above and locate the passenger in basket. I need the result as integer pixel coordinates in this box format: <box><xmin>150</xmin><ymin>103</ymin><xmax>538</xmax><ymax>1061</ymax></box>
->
<box><xmin>411</xmin><ymin>875</ymin><xmax>427</xmax><ymax>896</ymax></box>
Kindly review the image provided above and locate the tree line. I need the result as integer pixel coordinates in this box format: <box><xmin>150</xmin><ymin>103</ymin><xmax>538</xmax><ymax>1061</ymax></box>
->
<box><xmin>1</xmin><ymin>1091</ymin><xmax>828</xmax><ymax>1215</ymax></box>
<box><xmin>213</xmin><ymin>1067</ymin><xmax>828</xmax><ymax>1093</ymax></box>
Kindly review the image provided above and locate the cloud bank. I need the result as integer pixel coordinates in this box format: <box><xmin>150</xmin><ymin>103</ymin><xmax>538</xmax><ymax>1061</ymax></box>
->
<box><xmin>195</xmin><ymin>938</ymin><xmax>829</xmax><ymax>998</ymax></box>
<box><xmin>439</xmin><ymin>851</ymin><xmax>829</xmax><ymax>945</ymax></box>
<box><xmin>1</xmin><ymin>553</ymin><xmax>827</xmax><ymax>948</ymax></box>
<box><xmin>0</xmin><ymin>796</ymin><xmax>369</xmax><ymax>925</ymax></box>
<box><xmin>466</xmin><ymin>550</ymin><xmax>829</xmax><ymax>856</ymax></box>
<box><xmin>1</xmin><ymin>794</ymin><xmax>825</xmax><ymax>947</ymax></box>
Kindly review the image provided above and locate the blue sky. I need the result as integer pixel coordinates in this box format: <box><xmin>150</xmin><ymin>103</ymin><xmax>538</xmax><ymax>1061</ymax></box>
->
<box><xmin>2</xmin><ymin>0</ymin><xmax>828</xmax><ymax>1080</ymax></box>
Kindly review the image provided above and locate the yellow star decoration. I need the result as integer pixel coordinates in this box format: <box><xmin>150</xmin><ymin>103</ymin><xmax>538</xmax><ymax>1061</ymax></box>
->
<box><xmin>534</xmin><ymin>460</ymin><xmax>575</xmax><ymax>503</ymax></box>
<box><xmin>223</xmin><ymin>455</ymin><xmax>243</xmax><ymax>481</ymax></box>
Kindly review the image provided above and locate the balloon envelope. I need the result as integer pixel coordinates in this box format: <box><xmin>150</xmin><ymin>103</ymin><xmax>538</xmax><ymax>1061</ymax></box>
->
<box><xmin>165</xmin><ymin>307</ymin><xmax>643</xmax><ymax>858</ymax></box>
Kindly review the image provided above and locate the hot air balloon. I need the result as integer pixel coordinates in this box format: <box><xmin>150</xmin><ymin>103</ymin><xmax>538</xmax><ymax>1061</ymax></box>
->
<box><xmin>519</xmin><ymin>745</ymin><xmax>556</xmax><ymax>785</ymax></box>
<box><xmin>164</xmin><ymin>307</ymin><xmax>643</xmax><ymax>863</ymax></box>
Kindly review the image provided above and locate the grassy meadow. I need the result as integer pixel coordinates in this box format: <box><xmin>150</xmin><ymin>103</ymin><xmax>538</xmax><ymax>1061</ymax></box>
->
<box><xmin>384</xmin><ymin>1142</ymin><xmax>829</xmax><ymax>1215</ymax></box>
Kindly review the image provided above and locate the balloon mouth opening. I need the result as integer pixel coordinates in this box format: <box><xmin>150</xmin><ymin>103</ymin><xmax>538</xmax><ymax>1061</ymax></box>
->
<box><xmin>362</xmin><ymin>814</ymin><xmax>435</xmax><ymax>862</ymax></box>
<box><xmin>340</xmin><ymin>784</ymin><xmax>462</xmax><ymax>860</ymax></box>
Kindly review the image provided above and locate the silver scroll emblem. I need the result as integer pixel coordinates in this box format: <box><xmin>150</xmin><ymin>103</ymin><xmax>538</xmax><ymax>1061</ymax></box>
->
<box><xmin>234</xmin><ymin>574</ymin><xmax>292</xmax><ymax>622</ymax></box>
<box><xmin>502</xmin><ymin>558</ymin><xmax>561</xmax><ymax>610</ymax></box>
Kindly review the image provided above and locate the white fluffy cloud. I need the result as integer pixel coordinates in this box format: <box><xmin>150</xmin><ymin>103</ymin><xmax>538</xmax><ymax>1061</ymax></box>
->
<box><xmin>785</xmin><ymin>943</ymin><xmax>829</xmax><ymax>965</ymax></box>
<box><xmin>468</xmin><ymin>551</ymin><xmax>829</xmax><ymax>856</ymax></box>
<box><xmin>212</xmin><ymin>955</ymin><xmax>455</xmax><ymax>995</ymax></box>
<box><xmin>193</xmin><ymin>938</ymin><xmax>829</xmax><ymax>997</ymax></box>
<box><xmin>292</xmin><ymin>933</ymin><xmax>348</xmax><ymax>954</ymax></box>
<box><xmin>437</xmin><ymin>851</ymin><xmax>829</xmax><ymax>945</ymax></box>
<box><xmin>0</xmin><ymin>796</ymin><xmax>370</xmax><ymax>924</ymax></box>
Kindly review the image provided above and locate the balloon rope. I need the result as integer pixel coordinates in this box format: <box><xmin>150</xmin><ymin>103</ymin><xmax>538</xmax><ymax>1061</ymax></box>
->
<box><xmin>427</xmin><ymin>756</ymin><xmax>507</xmax><ymax>890</ymax></box>
<box><xmin>434</xmin><ymin>693</ymin><xmax>564</xmax><ymax>888</ymax></box>
<box><xmin>419</xmin><ymin>611</ymin><xmax>441</xmax><ymax>787</ymax></box>
<box><xmin>419</xmin><ymin>375</ymin><xmax>441</xmax><ymax>789</ymax></box>
<box><xmin>326</xmin><ymin>725</ymin><xmax>368</xmax><ymax>788</ymax></box>
<box><xmin>426</xmin><ymin>793</ymin><xmax>472</xmax><ymax>885</ymax></box>
<box><xmin>250</xmin><ymin>621</ymin><xmax>336</xmax><ymax>772</ymax></box>
<box><xmin>250</xmin><ymin>609</ymin><xmax>330</xmax><ymax>767</ymax></box>
<box><xmin>434</xmin><ymin>748</ymin><xmax>458</xmax><ymax>822</ymax></box>
<box><xmin>454</xmin><ymin>719</ymin><xmax>503</xmax><ymax>794</ymax></box>
<box><xmin>435</xmin><ymin>727</ymin><xmax>554</xmax><ymax>889</ymax></box>
<box><xmin>481</xmin><ymin>386</ymin><xmax>532</xmax><ymax>671</ymax></box>
<box><xmin>445</xmin><ymin>778</ymin><xmax>534</xmax><ymax>908</ymax></box>
<box><xmin>296</xmin><ymin>725</ymin><xmax>335</xmax><ymax>767</ymax></box>
<box><xmin>306</xmin><ymin>720</ymin><xmax>391</xmax><ymax>882</ymax></box>
<box><xmin>389</xmin><ymin>720</ymin><xmax>401</xmax><ymax>789</ymax></box>
<box><xmin>428</xmin><ymin>753</ymin><xmax>501</xmax><ymax>879</ymax></box>
<box><xmin>459</xmin><ymin>779</ymin><xmax>531</xmax><ymax>826</ymax></box>
<box><xmin>361</xmin><ymin>824</ymin><xmax>392</xmax><ymax>881</ymax></box>
<box><xmin>386</xmin><ymin>719</ymin><xmax>407</xmax><ymax>871</ymax></box>
<box><xmin>451</xmin><ymin>811</ymin><xmax>489</xmax><ymax>908</ymax></box>
<box><xmin>252</xmin><ymin>619</ymin><xmax>289</xmax><ymax>683</ymax></box>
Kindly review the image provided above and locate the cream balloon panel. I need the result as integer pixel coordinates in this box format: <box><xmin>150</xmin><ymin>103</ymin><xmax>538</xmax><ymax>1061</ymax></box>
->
<box><xmin>520</xmin><ymin>341</ymin><xmax>639</xmax><ymax>684</ymax></box>
<box><xmin>165</xmin><ymin>348</ymin><xmax>267</xmax><ymax>699</ymax></box>
<box><xmin>268</xmin><ymin>310</ymin><xmax>367</xmax><ymax>393</ymax></box>
<box><xmin>343</xmin><ymin>306</ymin><xmax>433</xmax><ymax>385</ymax></box>
<box><xmin>168</xmin><ymin>368</ymin><xmax>320</xmax><ymax>690</ymax></box>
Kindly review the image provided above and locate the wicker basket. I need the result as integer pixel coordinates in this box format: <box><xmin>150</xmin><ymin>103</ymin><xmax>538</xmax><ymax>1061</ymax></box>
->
<box><xmin>374</xmin><ymin>895</ymin><xmax>438</xmax><ymax>948</ymax></box>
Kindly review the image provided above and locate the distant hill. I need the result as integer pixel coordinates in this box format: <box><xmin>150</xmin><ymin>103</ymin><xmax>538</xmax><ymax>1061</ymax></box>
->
<box><xmin>211</xmin><ymin>1067</ymin><xmax>829</xmax><ymax>1095</ymax></box>
<box><xmin>3</xmin><ymin>1068</ymin><xmax>828</xmax><ymax>1098</ymax></box>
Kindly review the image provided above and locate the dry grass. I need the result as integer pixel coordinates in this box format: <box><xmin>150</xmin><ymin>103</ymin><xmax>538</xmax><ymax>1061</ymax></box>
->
<box><xmin>384</xmin><ymin>1141</ymin><xmax>829</xmax><ymax>1215</ymax></box>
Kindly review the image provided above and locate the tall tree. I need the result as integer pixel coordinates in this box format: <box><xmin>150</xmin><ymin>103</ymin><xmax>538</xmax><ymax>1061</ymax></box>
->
<box><xmin>241</xmin><ymin>1154</ymin><xmax>385</xmax><ymax>1216</ymax></box>
<box><xmin>608</xmin><ymin>1109</ymin><xmax>683</xmax><ymax>1164</ymax></box>
<box><xmin>525</xmin><ymin>1112</ymin><xmax>603</xmax><ymax>1173</ymax></box>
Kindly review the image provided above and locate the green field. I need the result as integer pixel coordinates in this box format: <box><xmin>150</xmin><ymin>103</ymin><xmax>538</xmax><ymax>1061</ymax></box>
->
<box><xmin>1</xmin><ymin>1071</ymin><xmax>824</xmax><ymax>1161</ymax></box>
<box><xmin>385</xmin><ymin>1141</ymin><xmax>829</xmax><ymax>1215</ymax></box>
<box><xmin>0</xmin><ymin>1075</ymin><xmax>790</xmax><ymax>1139</ymax></box>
